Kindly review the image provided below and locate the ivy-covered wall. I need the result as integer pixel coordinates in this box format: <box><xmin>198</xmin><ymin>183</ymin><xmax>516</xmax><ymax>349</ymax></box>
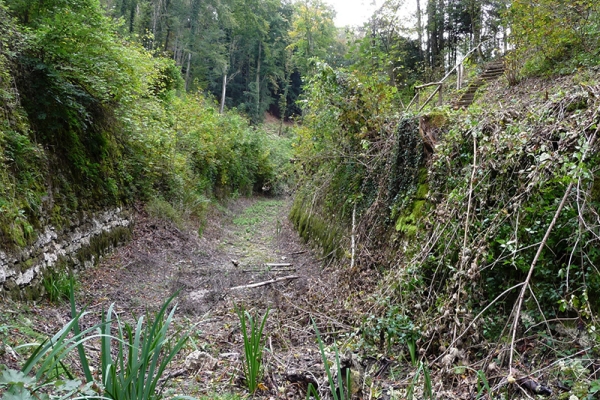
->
<box><xmin>292</xmin><ymin>60</ymin><xmax>600</xmax><ymax>352</ymax></box>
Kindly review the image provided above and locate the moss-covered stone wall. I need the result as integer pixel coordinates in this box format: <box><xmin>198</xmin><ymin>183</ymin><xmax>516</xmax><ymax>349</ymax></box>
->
<box><xmin>0</xmin><ymin>208</ymin><xmax>132</xmax><ymax>300</ymax></box>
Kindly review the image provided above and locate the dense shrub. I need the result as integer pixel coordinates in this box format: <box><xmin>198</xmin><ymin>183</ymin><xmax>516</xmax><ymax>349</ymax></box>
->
<box><xmin>507</xmin><ymin>0</ymin><xmax>600</xmax><ymax>76</ymax></box>
<box><xmin>0</xmin><ymin>0</ymin><xmax>291</xmax><ymax>246</ymax></box>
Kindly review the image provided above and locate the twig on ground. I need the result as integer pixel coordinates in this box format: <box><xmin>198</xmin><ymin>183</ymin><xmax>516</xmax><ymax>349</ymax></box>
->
<box><xmin>350</xmin><ymin>204</ymin><xmax>356</xmax><ymax>270</ymax></box>
<box><xmin>230</xmin><ymin>275</ymin><xmax>300</xmax><ymax>290</ymax></box>
<box><xmin>280</xmin><ymin>293</ymin><xmax>353</xmax><ymax>331</ymax></box>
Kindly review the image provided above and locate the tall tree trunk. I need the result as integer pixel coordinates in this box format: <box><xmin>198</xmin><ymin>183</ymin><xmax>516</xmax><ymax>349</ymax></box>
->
<box><xmin>185</xmin><ymin>52</ymin><xmax>191</xmax><ymax>90</ymax></box>
<box><xmin>416</xmin><ymin>0</ymin><xmax>424</xmax><ymax>61</ymax></box>
<box><xmin>220</xmin><ymin>74</ymin><xmax>227</xmax><ymax>114</ymax></box>
<box><xmin>173</xmin><ymin>36</ymin><xmax>179</xmax><ymax>62</ymax></box>
<box><xmin>162</xmin><ymin>0</ymin><xmax>172</xmax><ymax>51</ymax></box>
<box><xmin>436</xmin><ymin>0</ymin><xmax>445</xmax><ymax>68</ymax></box>
<box><xmin>255</xmin><ymin>41</ymin><xmax>261</xmax><ymax>118</ymax></box>
<box><xmin>469</xmin><ymin>0</ymin><xmax>482</xmax><ymax>60</ymax></box>
<box><xmin>279</xmin><ymin>53</ymin><xmax>292</xmax><ymax>135</ymax></box>
<box><xmin>427</xmin><ymin>0</ymin><xmax>436</xmax><ymax>67</ymax></box>
<box><xmin>164</xmin><ymin>28</ymin><xmax>171</xmax><ymax>51</ymax></box>
<box><xmin>128</xmin><ymin>1</ymin><xmax>136</xmax><ymax>33</ymax></box>
<box><xmin>152</xmin><ymin>0</ymin><xmax>162</xmax><ymax>50</ymax></box>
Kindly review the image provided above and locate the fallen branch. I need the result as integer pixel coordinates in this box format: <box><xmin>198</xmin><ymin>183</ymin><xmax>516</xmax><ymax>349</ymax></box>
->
<box><xmin>508</xmin><ymin>123</ymin><xmax>598</xmax><ymax>377</ymax></box>
<box><xmin>264</xmin><ymin>263</ymin><xmax>292</xmax><ymax>267</ymax></box>
<box><xmin>350</xmin><ymin>204</ymin><xmax>356</xmax><ymax>270</ymax></box>
<box><xmin>279</xmin><ymin>291</ymin><xmax>354</xmax><ymax>330</ymax></box>
<box><xmin>453</xmin><ymin>132</ymin><xmax>477</xmax><ymax>342</ymax></box>
<box><xmin>230</xmin><ymin>275</ymin><xmax>300</xmax><ymax>290</ymax></box>
<box><xmin>242</xmin><ymin>268</ymin><xmax>296</xmax><ymax>273</ymax></box>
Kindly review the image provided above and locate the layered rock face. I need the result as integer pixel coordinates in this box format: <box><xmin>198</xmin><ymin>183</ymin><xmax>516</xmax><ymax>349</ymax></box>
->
<box><xmin>0</xmin><ymin>208</ymin><xmax>132</xmax><ymax>300</ymax></box>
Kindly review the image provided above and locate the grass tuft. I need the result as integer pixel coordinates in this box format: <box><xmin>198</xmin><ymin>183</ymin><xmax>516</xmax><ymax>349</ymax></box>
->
<box><xmin>235</xmin><ymin>303</ymin><xmax>269</xmax><ymax>394</ymax></box>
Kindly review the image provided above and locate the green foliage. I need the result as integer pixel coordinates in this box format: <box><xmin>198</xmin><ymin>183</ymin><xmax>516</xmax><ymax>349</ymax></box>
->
<box><xmin>0</xmin><ymin>287</ymin><xmax>190</xmax><ymax>399</ymax></box>
<box><xmin>170</xmin><ymin>93</ymin><xmax>291</xmax><ymax>197</ymax></box>
<box><xmin>362</xmin><ymin>305</ymin><xmax>419</xmax><ymax>354</ymax></box>
<box><xmin>0</xmin><ymin>0</ymin><xmax>293</xmax><ymax>249</ymax></box>
<box><xmin>0</xmin><ymin>367</ymin><xmax>101</xmax><ymax>399</ymax></box>
<box><xmin>288</xmin><ymin>0</ymin><xmax>338</xmax><ymax>76</ymax></box>
<box><xmin>235</xmin><ymin>304</ymin><xmax>269</xmax><ymax>394</ymax></box>
<box><xmin>476</xmin><ymin>369</ymin><xmax>491</xmax><ymax>399</ymax></box>
<box><xmin>347</xmin><ymin>4</ymin><xmax>423</xmax><ymax>99</ymax></box>
<box><xmin>312</xmin><ymin>319</ymin><xmax>351</xmax><ymax>400</ymax></box>
<box><xmin>291</xmin><ymin>64</ymin><xmax>425</xmax><ymax>261</ymax></box>
<box><xmin>0</xmin><ymin>4</ymin><xmax>45</xmax><ymax>247</ymax></box>
<box><xmin>146</xmin><ymin>197</ymin><xmax>185</xmax><ymax>227</ymax></box>
<box><xmin>406</xmin><ymin>361</ymin><xmax>433</xmax><ymax>400</ymax></box>
<box><xmin>507</xmin><ymin>0</ymin><xmax>600</xmax><ymax>75</ymax></box>
<box><xmin>97</xmin><ymin>295</ymin><xmax>188</xmax><ymax>400</ymax></box>
<box><xmin>290</xmin><ymin>63</ymin><xmax>414</xmax><ymax>259</ymax></box>
<box><xmin>42</xmin><ymin>268</ymin><xmax>78</xmax><ymax>303</ymax></box>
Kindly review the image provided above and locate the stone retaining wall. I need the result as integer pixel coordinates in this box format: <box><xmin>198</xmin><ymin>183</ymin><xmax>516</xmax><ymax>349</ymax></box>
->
<box><xmin>0</xmin><ymin>208</ymin><xmax>132</xmax><ymax>300</ymax></box>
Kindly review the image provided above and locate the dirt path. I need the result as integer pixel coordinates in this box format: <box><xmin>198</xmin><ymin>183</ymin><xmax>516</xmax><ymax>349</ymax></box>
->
<box><xmin>0</xmin><ymin>196</ymin><xmax>360</xmax><ymax>398</ymax></box>
<box><xmin>88</xmin><ymin>196</ymin><xmax>358</xmax><ymax>398</ymax></box>
<box><xmin>0</xmin><ymin>195</ymin><xmax>557</xmax><ymax>400</ymax></box>
<box><xmin>79</xmin><ymin>197</ymin><xmax>323</xmax><ymax>317</ymax></box>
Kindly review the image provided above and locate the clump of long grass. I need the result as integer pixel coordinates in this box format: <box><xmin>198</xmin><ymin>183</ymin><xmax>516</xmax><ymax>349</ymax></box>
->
<box><xmin>96</xmin><ymin>294</ymin><xmax>188</xmax><ymax>400</ymax></box>
<box><xmin>310</xmin><ymin>318</ymin><xmax>351</xmax><ymax>400</ymax></box>
<box><xmin>2</xmin><ymin>284</ymin><xmax>189</xmax><ymax>400</ymax></box>
<box><xmin>235</xmin><ymin>304</ymin><xmax>269</xmax><ymax>394</ymax></box>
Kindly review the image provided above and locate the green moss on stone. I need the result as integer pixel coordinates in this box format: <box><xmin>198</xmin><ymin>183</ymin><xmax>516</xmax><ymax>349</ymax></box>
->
<box><xmin>413</xmin><ymin>200</ymin><xmax>425</xmax><ymax>217</ymax></box>
<box><xmin>415</xmin><ymin>183</ymin><xmax>429</xmax><ymax>200</ymax></box>
<box><xmin>75</xmin><ymin>226</ymin><xmax>132</xmax><ymax>266</ymax></box>
<box><xmin>21</xmin><ymin>258</ymin><xmax>35</xmax><ymax>272</ymax></box>
<box><xmin>395</xmin><ymin>199</ymin><xmax>427</xmax><ymax>238</ymax></box>
<box><xmin>290</xmin><ymin>193</ymin><xmax>343</xmax><ymax>258</ymax></box>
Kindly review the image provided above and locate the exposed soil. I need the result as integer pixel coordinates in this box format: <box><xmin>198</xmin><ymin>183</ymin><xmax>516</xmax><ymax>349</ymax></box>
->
<box><xmin>0</xmin><ymin>196</ymin><xmax>371</xmax><ymax>399</ymax></box>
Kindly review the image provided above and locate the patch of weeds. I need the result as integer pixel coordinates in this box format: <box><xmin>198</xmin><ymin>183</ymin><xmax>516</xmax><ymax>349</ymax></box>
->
<box><xmin>476</xmin><ymin>369</ymin><xmax>491</xmax><ymax>398</ymax></box>
<box><xmin>233</xmin><ymin>199</ymin><xmax>284</xmax><ymax>240</ymax></box>
<box><xmin>233</xmin><ymin>200</ymin><xmax>283</xmax><ymax>228</ymax></box>
<box><xmin>0</xmin><ymin>284</ymin><xmax>190</xmax><ymax>400</ymax></box>
<box><xmin>42</xmin><ymin>268</ymin><xmax>78</xmax><ymax>303</ymax></box>
<box><xmin>406</xmin><ymin>361</ymin><xmax>433</xmax><ymax>400</ymax></box>
<box><xmin>361</xmin><ymin>305</ymin><xmax>419</xmax><ymax>355</ymax></box>
<box><xmin>146</xmin><ymin>196</ymin><xmax>183</xmax><ymax>227</ymax></box>
<box><xmin>235</xmin><ymin>304</ymin><xmax>269</xmax><ymax>394</ymax></box>
<box><xmin>312</xmin><ymin>319</ymin><xmax>352</xmax><ymax>400</ymax></box>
